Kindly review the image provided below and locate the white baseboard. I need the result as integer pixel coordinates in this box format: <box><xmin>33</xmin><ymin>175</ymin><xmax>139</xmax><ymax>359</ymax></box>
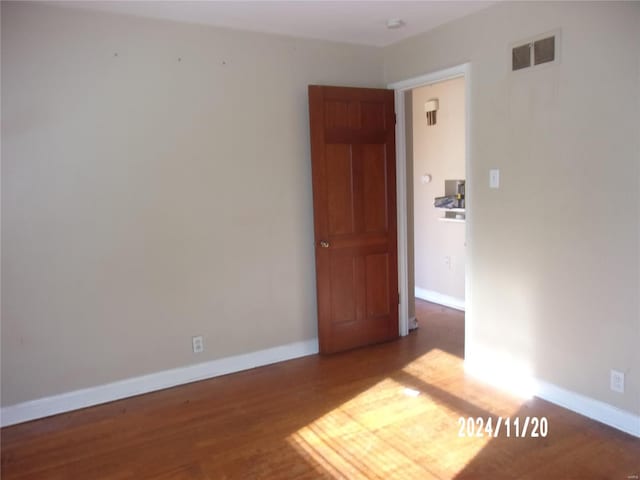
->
<box><xmin>6</xmin><ymin>337</ymin><xmax>637</xmax><ymax>439</ymax></box>
<box><xmin>535</xmin><ymin>380</ymin><xmax>640</xmax><ymax>437</ymax></box>
<box><xmin>465</xmin><ymin>356</ymin><xmax>640</xmax><ymax>438</ymax></box>
<box><xmin>1</xmin><ymin>339</ymin><xmax>319</xmax><ymax>427</ymax></box>
<box><xmin>415</xmin><ymin>287</ymin><xmax>465</xmax><ymax>311</ymax></box>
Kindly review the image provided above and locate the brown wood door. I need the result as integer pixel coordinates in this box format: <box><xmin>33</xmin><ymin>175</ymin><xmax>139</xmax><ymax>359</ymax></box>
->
<box><xmin>308</xmin><ymin>85</ymin><xmax>399</xmax><ymax>354</ymax></box>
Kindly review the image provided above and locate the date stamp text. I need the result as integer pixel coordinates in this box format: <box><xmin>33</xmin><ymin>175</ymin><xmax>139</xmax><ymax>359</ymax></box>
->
<box><xmin>457</xmin><ymin>416</ymin><xmax>549</xmax><ymax>438</ymax></box>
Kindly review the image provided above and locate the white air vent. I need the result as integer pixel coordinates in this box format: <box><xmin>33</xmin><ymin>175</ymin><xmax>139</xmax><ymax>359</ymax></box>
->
<box><xmin>511</xmin><ymin>31</ymin><xmax>559</xmax><ymax>72</ymax></box>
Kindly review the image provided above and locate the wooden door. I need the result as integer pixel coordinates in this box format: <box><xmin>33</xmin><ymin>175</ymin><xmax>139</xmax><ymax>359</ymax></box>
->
<box><xmin>308</xmin><ymin>85</ymin><xmax>398</xmax><ymax>354</ymax></box>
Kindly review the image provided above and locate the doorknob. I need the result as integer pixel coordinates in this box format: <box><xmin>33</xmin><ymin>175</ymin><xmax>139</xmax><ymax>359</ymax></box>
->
<box><xmin>319</xmin><ymin>240</ymin><xmax>330</xmax><ymax>248</ymax></box>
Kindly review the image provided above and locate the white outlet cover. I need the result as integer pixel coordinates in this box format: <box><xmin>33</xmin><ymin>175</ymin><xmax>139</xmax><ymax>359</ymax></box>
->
<box><xmin>610</xmin><ymin>369</ymin><xmax>624</xmax><ymax>393</ymax></box>
<box><xmin>192</xmin><ymin>335</ymin><xmax>204</xmax><ymax>354</ymax></box>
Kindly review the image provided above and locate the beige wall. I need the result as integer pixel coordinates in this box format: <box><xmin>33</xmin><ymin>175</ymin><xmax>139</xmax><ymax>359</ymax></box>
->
<box><xmin>1</xmin><ymin>2</ymin><xmax>383</xmax><ymax>406</ymax></box>
<box><xmin>412</xmin><ymin>78</ymin><xmax>465</xmax><ymax>302</ymax></box>
<box><xmin>385</xmin><ymin>1</ymin><xmax>640</xmax><ymax>415</ymax></box>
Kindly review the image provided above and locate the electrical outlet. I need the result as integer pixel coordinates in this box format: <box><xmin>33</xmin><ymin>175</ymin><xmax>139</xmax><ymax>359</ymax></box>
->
<box><xmin>192</xmin><ymin>335</ymin><xmax>204</xmax><ymax>354</ymax></box>
<box><xmin>610</xmin><ymin>369</ymin><xmax>624</xmax><ymax>393</ymax></box>
<box><xmin>489</xmin><ymin>168</ymin><xmax>500</xmax><ymax>189</ymax></box>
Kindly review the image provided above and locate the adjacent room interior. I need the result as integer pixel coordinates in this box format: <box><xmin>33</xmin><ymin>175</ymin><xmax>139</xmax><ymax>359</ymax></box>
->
<box><xmin>2</xmin><ymin>1</ymin><xmax>639</xmax><ymax>478</ymax></box>
<box><xmin>410</xmin><ymin>76</ymin><xmax>467</xmax><ymax>317</ymax></box>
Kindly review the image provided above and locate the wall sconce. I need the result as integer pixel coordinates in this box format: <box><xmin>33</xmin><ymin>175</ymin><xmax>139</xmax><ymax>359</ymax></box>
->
<box><xmin>424</xmin><ymin>99</ymin><xmax>439</xmax><ymax>126</ymax></box>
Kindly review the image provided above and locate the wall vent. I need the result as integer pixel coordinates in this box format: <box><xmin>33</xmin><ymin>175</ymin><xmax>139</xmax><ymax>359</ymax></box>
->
<box><xmin>512</xmin><ymin>44</ymin><xmax>531</xmax><ymax>71</ymax></box>
<box><xmin>533</xmin><ymin>37</ymin><xmax>555</xmax><ymax>65</ymax></box>
<box><xmin>511</xmin><ymin>33</ymin><xmax>558</xmax><ymax>71</ymax></box>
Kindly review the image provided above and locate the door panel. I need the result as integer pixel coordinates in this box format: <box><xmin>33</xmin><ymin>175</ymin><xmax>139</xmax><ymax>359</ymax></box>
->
<box><xmin>326</xmin><ymin>145</ymin><xmax>354</xmax><ymax>236</ymax></box>
<box><xmin>325</xmin><ymin>101</ymin><xmax>358</xmax><ymax>128</ymax></box>
<box><xmin>362</xmin><ymin>144</ymin><xmax>388</xmax><ymax>233</ymax></box>
<box><xmin>329</xmin><ymin>255</ymin><xmax>356</xmax><ymax>324</ymax></box>
<box><xmin>366</xmin><ymin>253</ymin><xmax>391</xmax><ymax>318</ymax></box>
<box><xmin>360</xmin><ymin>102</ymin><xmax>386</xmax><ymax>129</ymax></box>
<box><xmin>309</xmin><ymin>85</ymin><xmax>398</xmax><ymax>354</ymax></box>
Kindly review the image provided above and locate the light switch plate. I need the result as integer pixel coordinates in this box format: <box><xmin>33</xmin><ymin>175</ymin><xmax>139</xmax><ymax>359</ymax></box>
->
<box><xmin>489</xmin><ymin>168</ymin><xmax>500</xmax><ymax>189</ymax></box>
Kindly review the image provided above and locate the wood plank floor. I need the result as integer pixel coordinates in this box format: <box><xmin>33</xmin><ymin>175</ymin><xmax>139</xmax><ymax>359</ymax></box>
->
<box><xmin>2</xmin><ymin>300</ymin><xmax>639</xmax><ymax>479</ymax></box>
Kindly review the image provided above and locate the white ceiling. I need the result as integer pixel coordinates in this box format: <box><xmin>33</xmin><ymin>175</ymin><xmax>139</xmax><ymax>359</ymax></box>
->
<box><xmin>53</xmin><ymin>1</ymin><xmax>496</xmax><ymax>47</ymax></box>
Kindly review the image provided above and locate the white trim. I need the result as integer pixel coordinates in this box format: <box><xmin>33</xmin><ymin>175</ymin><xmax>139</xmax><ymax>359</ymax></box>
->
<box><xmin>535</xmin><ymin>381</ymin><xmax>640</xmax><ymax>438</ymax></box>
<box><xmin>394</xmin><ymin>87</ymin><xmax>410</xmax><ymax>337</ymax></box>
<box><xmin>465</xmin><ymin>358</ymin><xmax>640</xmax><ymax>438</ymax></box>
<box><xmin>389</xmin><ymin>64</ymin><xmax>470</xmax><ymax>92</ymax></box>
<box><xmin>415</xmin><ymin>287</ymin><xmax>465</xmax><ymax>311</ymax></box>
<box><xmin>389</xmin><ymin>63</ymin><xmax>471</xmax><ymax>344</ymax></box>
<box><xmin>0</xmin><ymin>339</ymin><xmax>319</xmax><ymax>427</ymax></box>
<box><xmin>462</xmin><ymin>68</ymin><xmax>473</xmax><ymax>362</ymax></box>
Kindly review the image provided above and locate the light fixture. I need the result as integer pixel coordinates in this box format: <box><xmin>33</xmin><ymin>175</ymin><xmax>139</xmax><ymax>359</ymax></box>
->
<box><xmin>386</xmin><ymin>18</ymin><xmax>405</xmax><ymax>29</ymax></box>
<box><xmin>424</xmin><ymin>99</ymin><xmax>439</xmax><ymax>126</ymax></box>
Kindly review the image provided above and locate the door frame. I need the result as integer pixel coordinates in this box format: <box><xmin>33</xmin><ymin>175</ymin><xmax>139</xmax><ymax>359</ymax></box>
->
<box><xmin>388</xmin><ymin>63</ymin><xmax>472</xmax><ymax>347</ymax></box>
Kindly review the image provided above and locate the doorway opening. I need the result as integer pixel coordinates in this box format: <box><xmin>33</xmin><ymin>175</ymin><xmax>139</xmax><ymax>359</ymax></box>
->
<box><xmin>389</xmin><ymin>63</ymin><xmax>471</xmax><ymax>360</ymax></box>
<box><xmin>410</xmin><ymin>76</ymin><xmax>466</xmax><ymax>323</ymax></box>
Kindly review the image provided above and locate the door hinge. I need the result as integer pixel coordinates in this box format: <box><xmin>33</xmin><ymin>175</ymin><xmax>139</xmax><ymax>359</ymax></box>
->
<box><xmin>394</xmin><ymin>113</ymin><xmax>397</xmax><ymax>125</ymax></box>
<box><xmin>398</xmin><ymin>293</ymin><xmax>401</xmax><ymax>305</ymax></box>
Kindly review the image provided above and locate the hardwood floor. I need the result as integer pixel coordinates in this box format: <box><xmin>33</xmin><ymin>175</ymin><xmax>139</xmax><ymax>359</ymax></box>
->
<box><xmin>2</xmin><ymin>299</ymin><xmax>639</xmax><ymax>479</ymax></box>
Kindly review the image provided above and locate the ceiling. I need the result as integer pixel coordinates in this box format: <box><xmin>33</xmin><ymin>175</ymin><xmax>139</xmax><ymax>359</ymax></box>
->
<box><xmin>53</xmin><ymin>1</ymin><xmax>496</xmax><ymax>47</ymax></box>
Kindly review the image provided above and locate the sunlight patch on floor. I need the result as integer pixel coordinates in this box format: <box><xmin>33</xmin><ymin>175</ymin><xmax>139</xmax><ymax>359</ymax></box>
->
<box><xmin>401</xmin><ymin>348</ymin><xmax>464</xmax><ymax>379</ymax></box>
<box><xmin>465</xmin><ymin>345</ymin><xmax>538</xmax><ymax>401</ymax></box>
<box><xmin>287</xmin><ymin>349</ymin><xmax>528</xmax><ymax>479</ymax></box>
<box><xmin>288</xmin><ymin>378</ymin><xmax>440</xmax><ymax>479</ymax></box>
<box><xmin>404</xmin><ymin>348</ymin><xmax>527</xmax><ymax>416</ymax></box>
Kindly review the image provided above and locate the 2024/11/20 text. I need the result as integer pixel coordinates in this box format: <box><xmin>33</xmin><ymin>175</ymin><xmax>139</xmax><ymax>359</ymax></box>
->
<box><xmin>458</xmin><ymin>416</ymin><xmax>549</xmax><ymax>438</ymax></box>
